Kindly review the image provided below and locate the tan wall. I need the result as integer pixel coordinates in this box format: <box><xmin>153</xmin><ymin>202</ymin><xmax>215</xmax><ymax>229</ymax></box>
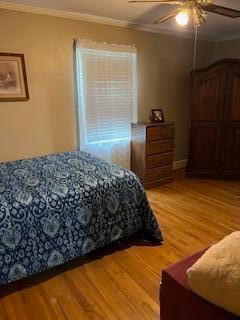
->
<box><xmin>214</xmin><ymin>38</ymin><xmax>240</xmax><ymax>61</ymax></box>
<box><xmin>0</xmin><ymin>9</ymin><xmax>215</xmax><ymax>163</ymax></box>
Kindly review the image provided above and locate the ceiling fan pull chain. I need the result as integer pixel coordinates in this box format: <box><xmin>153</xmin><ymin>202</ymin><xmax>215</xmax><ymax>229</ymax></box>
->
<box><xmin>193</xmin><ymin>25</ymin><xmax>198</xmax><ymax>71</ymax></box>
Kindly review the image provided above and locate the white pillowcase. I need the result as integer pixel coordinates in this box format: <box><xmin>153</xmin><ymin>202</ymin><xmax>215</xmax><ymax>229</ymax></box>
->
<box><xmin>187</xmin><ymin>231</ymin><xmax>240</xmax><ymax>317</ymax></box>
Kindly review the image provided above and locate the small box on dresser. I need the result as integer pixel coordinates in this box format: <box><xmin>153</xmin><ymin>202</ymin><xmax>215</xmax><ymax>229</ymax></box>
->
<box><xmin>131</xmin><ymin>122</ymin><xmax>175</xmax><ymax>189</ymax></box>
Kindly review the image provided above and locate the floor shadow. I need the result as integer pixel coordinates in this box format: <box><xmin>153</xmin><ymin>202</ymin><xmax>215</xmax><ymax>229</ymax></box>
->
<box><xmin>0</xmin><ymin>233</ymin><xmax>162</xmax><ymax>299</ymax></box>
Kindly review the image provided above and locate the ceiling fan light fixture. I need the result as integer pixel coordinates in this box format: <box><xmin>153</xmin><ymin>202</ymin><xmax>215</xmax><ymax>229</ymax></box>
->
<box><xmin>192</xmin><ymin>7</ymin><xmax>201</xmax><ymax>27</ymax></box>
<box><xmin>129</xmin><ymin>0</ymin><xmax>240</xmax><ymax>27</ymax></box>
<box><xmin>175</xmin><ymin>10</ymin><xmax>189</xmax><ymax>26</ymax></box>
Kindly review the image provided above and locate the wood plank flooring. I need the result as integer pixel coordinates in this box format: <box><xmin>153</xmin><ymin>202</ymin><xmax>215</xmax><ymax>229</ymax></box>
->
<box><xmin>0</xmin><ymin>177</ymin><xmax>240</xmax><ymax>320</ymax></box>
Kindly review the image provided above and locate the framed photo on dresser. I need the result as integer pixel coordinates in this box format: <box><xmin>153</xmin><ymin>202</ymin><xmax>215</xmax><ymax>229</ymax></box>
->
<box><xmin>151</xmin><ymin>108</ymin><xmax>165</xmax><ymax>123</ymax></box>
<box><xmin>0</xmin><ymin>53</ymin><xmax>29</xmax><ymax>102</ymax></box>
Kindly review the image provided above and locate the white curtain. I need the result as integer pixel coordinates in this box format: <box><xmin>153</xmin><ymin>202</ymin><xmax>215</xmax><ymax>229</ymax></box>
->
<box><xmin>75</xmin><ymin>39</ymin><xmax>137</xmax><ymax>169</ymax></box>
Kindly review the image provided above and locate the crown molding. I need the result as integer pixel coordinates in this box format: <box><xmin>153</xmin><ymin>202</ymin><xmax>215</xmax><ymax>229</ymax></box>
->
<box><xmin>0</xmin><ymin>1</ymin><xmax>130</xmax><ymax>26</ymax></box>
<box><xmin>215</xmin><ymin>35</ymin><xmax>240</xmax><ymax>43</ymax></box>
<box><xmin>0</xmin><ymin>1</ymin><xmax>215</xmax><ymax>41</ymax></box>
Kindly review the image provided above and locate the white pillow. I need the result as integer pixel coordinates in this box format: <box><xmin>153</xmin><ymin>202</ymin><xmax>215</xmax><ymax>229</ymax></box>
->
<box><xmin>187</xmin><ymin>232</ymin><xmax>240</xmax><ymax>317</ymax></box>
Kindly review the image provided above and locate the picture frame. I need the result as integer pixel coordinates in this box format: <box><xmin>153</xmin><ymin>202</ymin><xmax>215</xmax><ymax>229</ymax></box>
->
<box><xmin>0</xmin><ymin>53</ymin><xmax>29</xmax><ymax>102</ymax></box>
<box><xmin>151</xmin><ymin>108</ymin><xmax>165</xmax><ymax>123</ymax></box>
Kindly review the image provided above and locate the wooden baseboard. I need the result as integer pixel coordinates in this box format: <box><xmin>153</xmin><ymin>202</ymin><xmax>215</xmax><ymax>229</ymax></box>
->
<box><xmin>173</xmin><ymin>159</ymin><xmax>187</xmax><ymax>180</ymax></box>
<box><xmin>173</xmin><ymin>159</ymin><xmax>187</xmax><ymax>170</ymax></box>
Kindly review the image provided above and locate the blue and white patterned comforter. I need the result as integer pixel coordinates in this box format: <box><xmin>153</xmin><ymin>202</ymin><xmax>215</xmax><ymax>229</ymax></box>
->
<box><xmin>0</xmin><ymin>151</ymin><xmax>162</xmax><ymax>285</ymax></box>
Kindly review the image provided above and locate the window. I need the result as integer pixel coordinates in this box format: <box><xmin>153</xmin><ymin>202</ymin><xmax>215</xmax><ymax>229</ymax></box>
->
<box><xmin>75</xmin><ymin>40</ymin><xmax>137</xmax><ymax>168</ymax></box>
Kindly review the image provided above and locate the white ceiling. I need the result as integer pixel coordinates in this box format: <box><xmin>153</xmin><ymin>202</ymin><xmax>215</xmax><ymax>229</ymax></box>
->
<box><xmin>1</xmin><ymin>0</ymin><xmax>240</xmax><ymax>41</ymax></box>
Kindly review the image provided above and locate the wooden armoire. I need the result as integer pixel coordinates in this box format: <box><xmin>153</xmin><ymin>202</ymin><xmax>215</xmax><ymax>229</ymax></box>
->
<box><xmin>187</xmin><ymin>59</ymin><xmax>240</xmax><ymax>179</ymax></box>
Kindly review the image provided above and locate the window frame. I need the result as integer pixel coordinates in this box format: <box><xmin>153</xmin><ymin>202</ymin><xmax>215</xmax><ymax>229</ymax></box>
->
<box><xmin>75</xmin><ymin>41</ymin><xmax>138</xmax><ymax>147</ymax></box>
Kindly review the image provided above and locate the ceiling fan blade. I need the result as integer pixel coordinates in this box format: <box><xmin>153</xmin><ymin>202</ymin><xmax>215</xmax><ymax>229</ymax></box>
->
<box><xmin>128</xmin><ymin>1</ymin><xmax>183</xmax><ymax>4</ymax></box>
<box><xmin>153</xmin><ymin>8</ymin><xmax>181</xmax><ymax>23</ymax></box>
<box><xmin>203</xmin><ymin>4</ymin><xmax>240</xmax><ymax>18</ymax></box>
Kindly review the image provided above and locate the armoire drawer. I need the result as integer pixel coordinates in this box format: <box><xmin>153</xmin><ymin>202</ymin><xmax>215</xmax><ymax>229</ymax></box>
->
<box><xmin>147</xmin><ymin>139</ymin><xmax>174</xmax><ymax>155</ymax></box>
<box><xmin>145</xmin><ymin>165</ymin><xmax>172</xmax><ymax>182</ymax></box>
<box><xmin>147</xmin><ymin>152</ymin><xmax>173</xmax><ymax>169</ymax></box>
<box><xmin>147</xmin><ymin>126</ymin><xmax>175</xmax><ymax>142</ymax></box>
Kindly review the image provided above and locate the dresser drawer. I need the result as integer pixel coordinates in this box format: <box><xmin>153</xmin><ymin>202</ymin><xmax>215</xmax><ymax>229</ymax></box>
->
<box><xmin>147</xmin><ymin>126</ymin><xmax>175</xmax><ymax>142</ymax></box>
<box><xmin>147</xmin><ymin>139</ymin><xmax>174</xmax><ymax>155</ymax></box>
<box><xmin>145</xmin><ymin>165</ymin><xmax>172</xmax><ymax>182</ymax></box>
<box><xmin>147</xmin><ymin>152</ymin><xmax>173</xmax><ymax>169</ymax></box>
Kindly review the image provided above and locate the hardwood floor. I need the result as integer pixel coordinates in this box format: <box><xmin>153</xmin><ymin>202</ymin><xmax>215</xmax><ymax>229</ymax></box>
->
<box><xmin>0</xmin><ymin>177</ymin><xmax>240</xmax><ymax>320</ymax></box>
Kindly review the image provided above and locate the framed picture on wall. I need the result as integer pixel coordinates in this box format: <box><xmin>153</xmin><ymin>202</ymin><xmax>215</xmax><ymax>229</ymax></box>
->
<box><xmin>0</xmin><ymin>53</ymin><xmax>29</xmax><ymax>102</ymax></box>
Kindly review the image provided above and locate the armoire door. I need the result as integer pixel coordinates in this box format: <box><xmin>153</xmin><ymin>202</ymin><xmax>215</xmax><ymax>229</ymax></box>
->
<box><xmin>221</xmin><ymin>64</ymin><xmax>240</xmax><ymax>178</ymax></box>
<box><xmin>188</xmin><ymin>64</ymin><xmax>227</xmax><ymax>177</ymax></box>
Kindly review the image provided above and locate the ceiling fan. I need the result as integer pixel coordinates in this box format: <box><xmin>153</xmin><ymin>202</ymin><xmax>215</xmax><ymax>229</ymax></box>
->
<box><xmin>128</xmin><ymin>0</ymin><xmax>240</xmax><ymax>27</ymax></box>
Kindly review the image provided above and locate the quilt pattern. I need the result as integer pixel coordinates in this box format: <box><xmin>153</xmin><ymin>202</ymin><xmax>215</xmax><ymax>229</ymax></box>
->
<box><xmin>0</xmin><ymin>151</ymin><xmax>162</xmax><ymax>284</ymax></box>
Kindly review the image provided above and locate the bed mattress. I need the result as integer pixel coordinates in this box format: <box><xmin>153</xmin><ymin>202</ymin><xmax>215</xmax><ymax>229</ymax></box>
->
<box><xmin>0</xmin><ymin>151</ymin><xmax>162</xmax><ymax>284</ymax></box>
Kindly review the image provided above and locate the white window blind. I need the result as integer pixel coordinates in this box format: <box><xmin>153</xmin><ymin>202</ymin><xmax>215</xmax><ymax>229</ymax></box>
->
<box><xmin>75</xmin><ymin>40</ymin><xmax>137</xmax><ymax>168</ymax></box>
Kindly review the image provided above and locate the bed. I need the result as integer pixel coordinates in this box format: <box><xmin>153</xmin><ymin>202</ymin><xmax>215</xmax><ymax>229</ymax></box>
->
<box><xmin>0</xmin><ymin>151</ymin><xmax>162</xmax><ymax>285</ymax></box>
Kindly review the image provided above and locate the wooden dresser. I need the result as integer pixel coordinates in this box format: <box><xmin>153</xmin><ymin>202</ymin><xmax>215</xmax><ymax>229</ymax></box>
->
<box><xmin>131</xmin><ymin>122</ymin><xmax>175</xmax><ymax>189</ymax></box>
